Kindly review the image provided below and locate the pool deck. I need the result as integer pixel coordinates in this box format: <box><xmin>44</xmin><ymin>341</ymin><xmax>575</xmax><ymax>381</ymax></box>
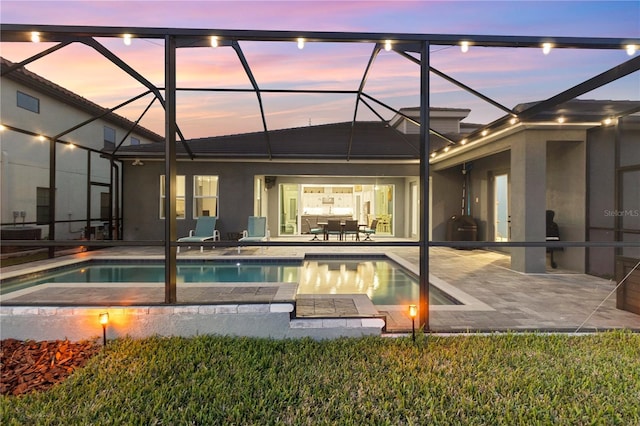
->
<box><xmin>2</xmin><ymin>239</ymin><xmax>639</xmax><ymax>334</ymax></box>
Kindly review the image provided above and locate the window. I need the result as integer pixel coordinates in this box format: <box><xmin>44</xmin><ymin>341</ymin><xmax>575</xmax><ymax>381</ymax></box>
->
<box><xmin>104</xmin><ymin>126</ymin><xmax>116</xmax><ymax>144</ymax></box>
<box><xmin>36</xmin><ymin>187</ymin><xmax>51</xmax><ymax>224</ymax></box>
<box><xmin>194</xmin><ymin>176</ymin><xmax>219</xmax><ymax>218</ymax></box>
<box><xmin>160</xmin><ymin>175</ymin><xmax>185</xmax><ymax>219</ymax></box>
<box><xmin>17</xmin><ymin>91</ymin><xmax>39</xmax><ymax>113</ymax></box>
<box><xmin>130</xmin><ymin>136</ymin><xmax>140</xmax><ymax>146</ymax></box>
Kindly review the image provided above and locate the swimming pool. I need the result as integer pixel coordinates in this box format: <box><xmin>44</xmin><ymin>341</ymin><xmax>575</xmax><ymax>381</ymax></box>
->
<box><xmin>0</xmin><ymin>256</ymin><xmax>460</xmax><ymax>306</ymax></box>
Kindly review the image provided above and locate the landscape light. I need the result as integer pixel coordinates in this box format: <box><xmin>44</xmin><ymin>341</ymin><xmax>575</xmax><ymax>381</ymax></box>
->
<box><xmin>408</xmin><ymin>304</ymin><xmax>418</xmax><ymax>342</ymax></box>
<box><xmin>99</xmin><ymin>312</ymin><xmax>109</xmax><ymax>346</ymax></box>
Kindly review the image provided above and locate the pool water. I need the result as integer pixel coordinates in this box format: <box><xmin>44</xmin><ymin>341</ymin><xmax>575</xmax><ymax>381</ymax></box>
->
<box><xmin>1</xmin><ymin>257</ymin><xmax>460</xmax><ymax>305</ymax></box>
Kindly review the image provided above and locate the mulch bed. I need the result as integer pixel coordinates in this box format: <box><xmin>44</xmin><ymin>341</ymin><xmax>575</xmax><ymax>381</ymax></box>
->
<box><xmin>1</xmin><ymin>339</ymin><xmax>102</xmax><ymax>396</ymax></box>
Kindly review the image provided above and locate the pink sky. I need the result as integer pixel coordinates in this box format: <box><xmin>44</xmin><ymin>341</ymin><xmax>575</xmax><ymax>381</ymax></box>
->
<box><xmin>1</xmin><ymin>1</ymin><xmax>638</xmax><ymax>138</ymax></box>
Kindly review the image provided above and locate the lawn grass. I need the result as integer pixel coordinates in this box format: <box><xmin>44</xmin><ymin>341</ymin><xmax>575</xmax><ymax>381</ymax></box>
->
<box><xmin>2</xmin><ymin>331</ymin><xmax>639</xmax><ymax>425</ymax></box>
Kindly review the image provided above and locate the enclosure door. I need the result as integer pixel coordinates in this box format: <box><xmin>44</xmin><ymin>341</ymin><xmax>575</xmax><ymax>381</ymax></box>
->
<box><xmin>494</xmin><ymin>173</ymin><xmax>509</xmax><ymax>241</ymax></box>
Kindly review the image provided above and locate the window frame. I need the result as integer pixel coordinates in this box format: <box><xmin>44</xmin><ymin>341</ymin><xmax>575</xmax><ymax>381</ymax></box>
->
<box><xmin>17</xmin><ymin>91</ymin><xmax>40</xmax><ymax>113</ymax></box>
<box><xmin>193</xmin><ymin>175</ymin><xmax>219</xmax><ymax>218</ymax></box>
<box><xmin>160</xmin><ymin>175</ymin><xmax>186</xmax><ymax>219</ymax></box>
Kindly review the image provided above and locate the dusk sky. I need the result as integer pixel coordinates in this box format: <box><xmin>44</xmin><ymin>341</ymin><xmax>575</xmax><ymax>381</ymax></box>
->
<box><xmin>1</xmin><ymin>1</ymin><xmax>638</xmax><ymax>139</ymax></box>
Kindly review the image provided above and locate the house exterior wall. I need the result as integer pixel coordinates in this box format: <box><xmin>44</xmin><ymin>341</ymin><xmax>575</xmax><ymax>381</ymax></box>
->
<box><xmin>546</xmin><ymin>139</ymin><xmax>586</xmax><ymax>272</ymax></box>
<box><xmin>122</xmin><ymin>160</ymin><xmax>419</xmax><ymax>241</ymax></box>
<box><xmin>0</xmin><ymin>77</ymin><xmax>158</xmax><ymax>240</ymax></box>
<box><xmin>587</xmin><ymin>119</ymin><xmax>640</xmax><ymax>277</ymax></box>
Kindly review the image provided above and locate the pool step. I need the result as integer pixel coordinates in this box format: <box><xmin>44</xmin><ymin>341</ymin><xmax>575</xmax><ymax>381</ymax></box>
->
<box><xmin>295</xmin><ymin>294</ymin><xmax>380</xmax><ymax>317</ymax></box>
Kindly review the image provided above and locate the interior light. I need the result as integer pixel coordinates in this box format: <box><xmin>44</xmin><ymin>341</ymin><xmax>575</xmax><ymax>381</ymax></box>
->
<box><xmin>557</xmin><ymin>116</ymin><xmax>566</xmax><ymax>124</ymax></box>
<box><xmin>297</xmin><ymin>37</ymin><xmax>305</xmax><ymax>49</ymax></box>
<box><xmin>210</xmin><ymin>36</ymin><xmax>218</xmax><ymax>48</ymax></box>
<box><xmin>626</xmin><ymin>44</ymin><xmax>637</xmax><ymax>56</ymax></box>
<box><xmin>481</xmin><ymin>129</ymin><xmax>489</xmax><ymax>137</ymax></box>
<box><xmin>460</xmin><ymin>138</ymin><xmax>467</xmax><ymax>145</ymax></box>
<box><xmin>460</xmin><ymin>41</ymin><xmax>469</xmax><ymax>53</ymax></box>
<box><xmin>384</xmin><ymin>40</ymin><xmax>392</xmax><ymax>51</ymax></box>
<box><xmin>31</xmin><ymin>31</ymin><xmax>40</xmax><ymax>43</ymax></box>
<box><xmin>123</xmin><ymin>34</ymin><xmax>132</xmax><ymax>46</ymax></box>
<box><xmin>542</xmin><ymin>42</ymin><xmax>552</xmax><ymax>55</ymax></box>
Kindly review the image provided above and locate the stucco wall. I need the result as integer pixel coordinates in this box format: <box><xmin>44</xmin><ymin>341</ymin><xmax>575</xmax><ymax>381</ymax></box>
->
<box><xmin>547</xmin><ymin>140</ymin><xmax>586</xmax><ymax>272</ymax></box>
<box><xmin>122</xmin><ymin>160</ymin><xmax>419</xmax><ymax>240</ymax></box>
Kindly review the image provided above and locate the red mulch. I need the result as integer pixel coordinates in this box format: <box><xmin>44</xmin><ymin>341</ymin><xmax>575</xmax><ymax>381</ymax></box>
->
<box><xmin>1</xmin><ymin>339</ymin><xmax>102</xmax><ymax>396</ymax></box>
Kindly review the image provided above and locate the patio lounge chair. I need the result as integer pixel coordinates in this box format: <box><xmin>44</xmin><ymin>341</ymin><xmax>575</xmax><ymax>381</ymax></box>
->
<box><xmin>177</xmin><ymin>216</ymin><xmax>220</xmax><ymax>252</ymax></box>
<box><xmin>360</xmin><ymin>219</ymin><xmax>378</xmax><ymax>241</ymax></box>
<box><xmin>238</xmin><ymin>216</ymin><xmax>270</xmax><ymax>253</ymax></box>
<box><xmin>305</xmin><ymin>219</ymin><xmax>324</xmax><ymax>241</ymax></box>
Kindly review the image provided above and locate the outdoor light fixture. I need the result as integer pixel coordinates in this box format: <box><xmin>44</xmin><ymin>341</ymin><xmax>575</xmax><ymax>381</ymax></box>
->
<box><xmin>30</xmin><ymin>31</ymin><xmax>40</xmax><ymax>43</ymax></box>
<box><xmin>542</xmin><ymin>42</ymin><xmax>552</xmax><ymax>55</ymax></box>
<box><xmin>297</xmin><ymin>37</ymin><xmax>305</xmax><ymax>49</ymax></box>
<box><xmin>408</xmin><ymin>304</ymin><xmax>417</xmax><ymax>342</ymax></box>
<box><xmin>38</xmin><ymin>135</ymin><xmax>46</xmax><ymax>142</ymax></box>
<box><xmin>430</xmin><ymin>152</ymin><xmax>437</xmax><ymax>158</ymax></box>
<box><xmin>210</xmin><ymin>36</ymin><xmax>218</xmax><ymax>48</ymax></box>
<box><xmin>509</xmin><ymin>117</ymin><xmax>518</xmax><ymax>125</ymax></box>
<box><xmin>626</xmin><ymin>44</ymin><xmax>637</xmax><ymax>56</ymax></box>
<box><xmin>460</xmin><ymin>138</ymin><xmax>467</xmax><ymax>145</ymax></box>
<box><xmin>557</xmin><ymin>116</ymin><xmax>566</xmax><ymax>124</ymax></box>
<box><xmin>460</xmin><ymin>41</ymin><xmax>469</xmax><ymax>53</ymax></box>
<box><xmin>481</xmin><ymin>129</ymin><xmax>489</xmax><ymax>137</ymax></box>
<box><xmin>99</xmin><ymin>312</ymin><xmax>109</xmax><ymax>346</ymax></box>
<box><xmin>123</xmin><ymin>34</ymin><xmax>132</xmax><ymax>46</ymax></box>
<box><xmin>603</xmin><ymin>117</ymin><xmax>613</xmax><ymax>126</ymax></box>
<box><xmin>443</xmin><ymin>146</ymin><xmax>450</xmax><ymax>153</ymax></box>
<box><xmin>384</xmin><ymin>39</ymin><xmax>392</xmax><ymax>51</ymax></box>
<box><xmin>0</xmin><ymin>124</ymin><xmax>6</xmax><ymax>131</ymax></box>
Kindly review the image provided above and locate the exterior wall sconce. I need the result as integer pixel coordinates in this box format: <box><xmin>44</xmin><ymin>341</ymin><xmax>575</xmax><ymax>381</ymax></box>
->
<box><xmin>297</xmin><ymin>38</ymin><xmax>305</xmax><ymax>49</ymax></box>
<box><xmin>210</xmin><ymin>36</ymin><xmax>218</xmax><ymax>48</ymax></box>
<box><xmin>626</xmin><ymin>44</ymin><xmax>637</xmax><ymax>56</ymax></box>
<box><xmin>542</xmin><ymin>42</ymin><xmax>552</xmax><ymax>55</ymax></box>
<box><xmin>408</xmin><ymin>304</ymin><xmax>418</xmax><ymax>342</ymax></box>
<box><xmin>99</xmin><ymin>312</ymin><xmax>109</xmax><ymax>346</ymax></box>
<box><xmin>123</xmin><ymin>34</ymin><xmax>132</xmax><ymax>46</ymax></box>
<box><xmin>460</xmin><ymin>41</ymin><xmax>470</xmax><ymax>53</ymax></box>
<box><xmin>31</xmin><ymin>31</ymin><xmax>40</xmax><ymax>43</ymax></box>
<box><xmin>384</xmin><ymin>40</ymin><xmax>392</xmax><ymax>51</ymax></box>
